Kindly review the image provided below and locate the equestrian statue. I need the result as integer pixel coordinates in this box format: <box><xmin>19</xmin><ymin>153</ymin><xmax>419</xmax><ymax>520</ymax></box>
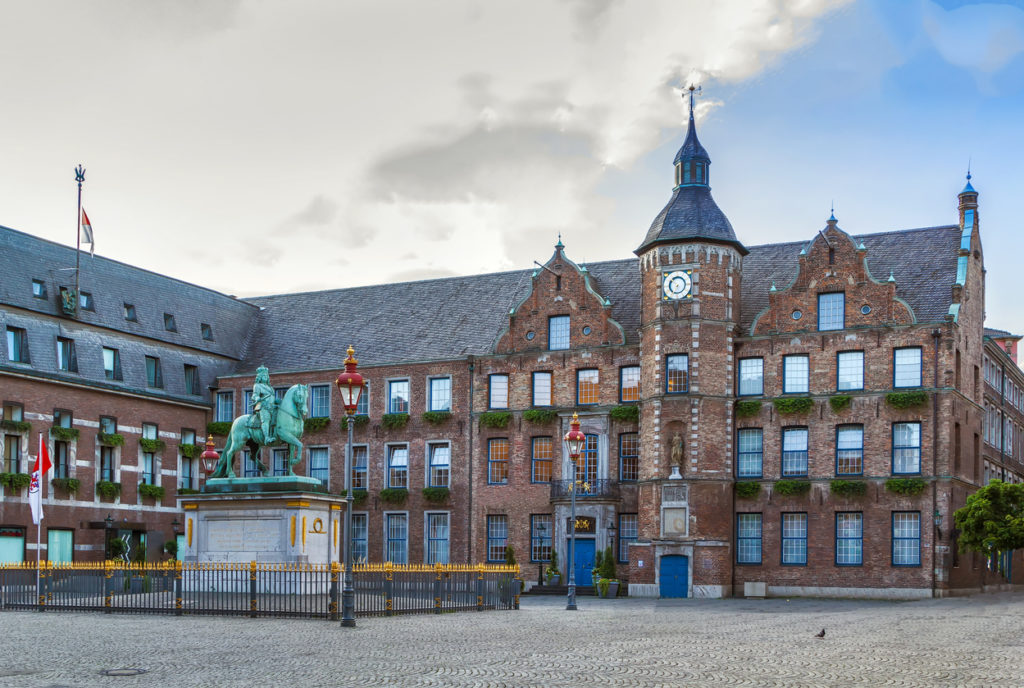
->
<box><xmin>209</xmin><ymin>366</ymin><xmax>310</xmax><ymax>479</ymax></box>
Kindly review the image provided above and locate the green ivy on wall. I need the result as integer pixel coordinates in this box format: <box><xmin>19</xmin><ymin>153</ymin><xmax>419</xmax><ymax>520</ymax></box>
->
<box><xmin>206</xmin><ymin>422</ymin><xmax>232</xmax><ymax>436</ymax></box>
<box><xmin>422</xmin><ymin>487</ymin><xmax>450</xmax><ymax>503</ymax></box>
<box><xmin>0</xmin><ymin>473</ymin><xmax>32</xmax><ymax>492</ymax></box>
<box><xmin>96</xmin><ymin>480</ymin><xmax>122</xmax><ymax>500</ymax></box>
<box><xmin>735</xmin><ymin>400</ymin><xmax>763</xmax><ymax>419</ymax></box>
<box><xmin>99</xmin><ymin>433</ymin><xmax>125</xmax><ymax>447</ymax></box>
<box><xmin>774</xmin><ymin>479</ymin><xmax>812</xmax><ymax>496</ymax></box>
<box><xmin>885</xmin><ymin>391</ymin><xmax>929</xmax><ymax>410</ymax></box>
<box><xmin>772</xmin><ymin>397</ymin><xmax>814</xmax><ymax>415</ymax></box>
<box><xmin>139</xmin><ymin>484</ymin><xmax>165</xmax><ymax>501</ymax></box>
<box><xmin>381</xmin><ymin>413</ymin><xmax>410</xmax><ymax>430</ymax></box>
<box><xmin>479</xmin><ymin>412</ymin><xmax>512</xmax><ymax>429</ymax></box>
<box><xmin>139</xmin><ymin>439</ymin><xmax>166</xmax><ymax>453</ymax></box>
<box><xmin>609</xmin><ymin>406</ymin><xmax>640</xmax><ymax>423</ymax></box>
<box><xmin>885</xmin><ymin>477</ymin><xmax>928</xmax><ymax>496</ymax></box>
<box><xmin>0</xmin><ymin>419</ymin><xmax>31</xmax><ymax>433</ymax></box>
<box><xmin>179</xmin><ymin>444</ymin><xmax>200</xmax><ymax>459</ymax></box>
<box><xmin>49</xmin><ymin>426</ymin><xmax>80</xmax><ymax>441</ymax></box>
<box><xmin>522</xmin><ymin>409</ymin><xmax>558</xmax><ymax>424</ymax></box>
<box><xmin>339</xmin><ymin>415</ymin><xmax>370</xmax><ymax>430</ymax></box>
<box><xmin>303</xmin><ymin>417</ymin><xmax>330</xmax><ymax>433</ymax></box>
<box><xmin>735</xmin><ymin>482</ymin><xmax>761</xmax><ymax>498</ymax></box>
<box><xmin>378</xmin><ymin>488</ymin><xmax>408</xmax><ymax>505</ymax></box>
<box><xmin>829</xmin><ymin>479</ymin><xmax>867</xmax><ymax>497</ymax></box>
<box><xmin>421</xmin><ymin>411</ymin><xmax>453</xmax><ymax>425</ymax></box>
<box><xmin>51</xmin><ymin>477</ymin><xmax>81</xmax><ymax>494</ymax></box>
<box><xmin>829</xmin><ymin>395</ymin><xmax>852</xmax><ymax>413</ymax></box>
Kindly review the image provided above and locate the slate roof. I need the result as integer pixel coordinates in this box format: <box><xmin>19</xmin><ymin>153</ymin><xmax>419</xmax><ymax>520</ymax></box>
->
<box><xmin>637</xmin><ymin>185</ymin><xmax>745</xmax><ymax>255</ymax></box>
<box><xmin>0</xmin><ymin>224</ymin><xmax>257</xmax><ymax>359</ymax></box>
<box><xmin>238</xmin><ymin>259</ymin><xmax>643</xmax><ymax>372</ymax></box>
<box><xmin>239</xmin><ymin>225</ymin><xmax>961</xmax><ymax>372</ymax></box>
<box><xmin>740</xmin><ymin>225</ymin><xmax>961</xmax><ymax>331</ymax></box>
<box><xmin>984</xmin><ymin>327</ymin><xmax>1020</xmax><ymax>339</ymax></box>
<box><xmin>672</xmin><ymin>109</ymin><xmax>709</xmax><ymax>164</ymax></box>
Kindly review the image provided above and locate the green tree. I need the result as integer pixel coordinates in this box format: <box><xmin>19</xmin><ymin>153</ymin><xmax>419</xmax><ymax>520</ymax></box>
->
<box><xmin>953</xmin><ymin>480</ymin><xmax>1024</xmax><ymax>558</ymax></box>
<box><xmin>504</xmin><ymin>545</ymin><xmax>517</xmax><ymax>567</ymax></box>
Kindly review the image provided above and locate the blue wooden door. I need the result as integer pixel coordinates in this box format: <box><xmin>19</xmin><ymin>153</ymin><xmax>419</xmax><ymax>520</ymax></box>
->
<box><xmin>659</xmin><ymin>555</ymin><xmax>689</xmax><ymax>598</ymax></box>
<box><xmin>572</xmin><ymin>539</ymin><xmax>596</xmax><ymax>586</ymax></box>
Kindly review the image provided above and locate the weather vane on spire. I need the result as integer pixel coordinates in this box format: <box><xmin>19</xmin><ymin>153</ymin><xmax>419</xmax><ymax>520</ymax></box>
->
<box><xmin>684</xmin><ymin>84</ymin><xmax>702</xmax><ymax>118</ymax></box>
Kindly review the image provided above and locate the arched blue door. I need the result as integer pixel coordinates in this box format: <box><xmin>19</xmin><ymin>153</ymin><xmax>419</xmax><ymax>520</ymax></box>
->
<box><xmin>572</xmin><ymin>539</ymin><xmax>596</xmax><ymax>586</ymax></box>
<box><xmin>659</xmin><ymin>555</ymin><xmax>689</xmax><ymax>598</ymax></box>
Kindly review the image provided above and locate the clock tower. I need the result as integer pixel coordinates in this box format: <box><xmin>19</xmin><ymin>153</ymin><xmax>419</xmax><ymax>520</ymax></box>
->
<box><xmin>629</xmin><ymin>86</ymin><xmax>748</xmax><ymax>597</ymax></box>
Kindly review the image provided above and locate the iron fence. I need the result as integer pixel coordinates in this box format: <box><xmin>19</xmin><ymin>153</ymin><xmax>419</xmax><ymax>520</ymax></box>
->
<box><xmin>0</xmin><ymin>561</ymin><xmax>520</xmax><ymax>621</ymax></box>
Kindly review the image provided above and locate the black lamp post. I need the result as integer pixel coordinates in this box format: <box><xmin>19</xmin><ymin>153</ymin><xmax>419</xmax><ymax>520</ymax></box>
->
<box><xmin>563</xmin><ymin>413</ymin><xmax>586</xmax><ymax>611</ymax></box>
<box><xmin>104</xmin><ymin>513</ymin><xmax>113</xmax><ymax>561</ymax></box>
<box><xmin>335</xmin><ymin>345</ymin><xmax>366</xmax><ymax>628</ymax></box>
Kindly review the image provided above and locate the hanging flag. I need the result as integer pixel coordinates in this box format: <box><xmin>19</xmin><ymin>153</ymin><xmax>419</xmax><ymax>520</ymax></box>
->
<box><xmin>81</xmin><ymin>208</ymin><xmax>94</xmax><ymax>256</ymax></box>
<box><xmin>29</xmin><ymin>434</ymin><xmax>52</xmax><ymax>525</ymax></box>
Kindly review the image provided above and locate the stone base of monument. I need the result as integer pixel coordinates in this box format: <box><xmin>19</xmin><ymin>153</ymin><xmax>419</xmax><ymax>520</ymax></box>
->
<box><xmin>177</xmin><ymin>485</ymin><xmax>346</xmax><ymax>569</ymax></box>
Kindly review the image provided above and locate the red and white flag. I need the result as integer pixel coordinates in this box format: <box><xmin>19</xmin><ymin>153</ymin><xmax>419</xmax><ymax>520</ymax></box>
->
<box><xmin>80</xmin><ymin>208</ymin><xmax>94</xmax><ymax>255</ymax></box>
<box><xmin>29</xmin><ymin>433</ymin><xmax>52</xmax><ymax>525</ymax></box>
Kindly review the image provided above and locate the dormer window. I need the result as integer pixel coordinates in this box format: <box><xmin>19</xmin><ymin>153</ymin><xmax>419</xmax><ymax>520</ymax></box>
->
<box><xmin>201</xmin><ymin>323</ymin><xmax>213</xmax><ymax>341</ymax></box>
<box><xmin>164</xmin><ymin>313</ymin><xmax>177</xmax><ymax>332</ymax></box>
<box><xmin>80</xmin><ymin>291</ymin><xmax>94</xmax><ymax>311</ymax></box>
<box><xmin>32</xmin><ymin>279</ymin><xmax>46</xmax><ymax>299</ymax></box>
<box><xmin>124</xmin><ymin>303</ymin><xmax>137</xmax><ymax>321</ymax></box>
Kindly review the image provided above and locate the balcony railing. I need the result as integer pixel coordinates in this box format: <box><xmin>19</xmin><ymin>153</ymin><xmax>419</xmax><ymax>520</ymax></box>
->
<box><xmin>549</xmin><ymin>479</ymin><xmax>619</xmax><ymax>501</ymax></box>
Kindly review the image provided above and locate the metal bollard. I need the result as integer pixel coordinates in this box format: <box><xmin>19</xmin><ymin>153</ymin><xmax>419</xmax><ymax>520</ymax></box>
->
<box><xmin>433</xmin><ymin>564</ymin><xmax>442</xmax><ymax>615</ymax></box>
<box><xmin>249</xmin><ymin>561</ymin><xmax>258</xmax><ymax>618</ymax></box>
<box><xmin>329</xmin><ymin>562</ymin><xmax>340</xmax><ymax>622</ymax></box>
<box><xmin>174</xmin><ymin>560</ymin><xmax>183</xmax><ymax>617</ymax></box>
<box><xmin>384</xmin><ymin>572</ymin><xmax>394</xmax><ymax>617</ymax></box>
<box><xmin>104</xmin><ymin>561</ymin><xmax>114</xmax><ymax>614</ymax></box>
<box><xmin>476</xmin><ymin>565</ymin><xmax>484</xmax><ymax>612</ymax></box>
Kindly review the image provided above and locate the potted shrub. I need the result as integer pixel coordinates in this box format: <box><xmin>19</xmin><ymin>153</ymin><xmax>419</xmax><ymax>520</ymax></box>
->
<box><xmin>591</xmin><ymin>548</ymin><xmax>603</xmax><ymax>587</ymax></box>
<box><xmin>545</xmin><ymin>550</ymin><xmax>561</xmax><ymax>585</ymax></box>
<box><xmin>600</xmin><ymin>545</ymin><xmax>619</xmax><ymax>598</ymax></box>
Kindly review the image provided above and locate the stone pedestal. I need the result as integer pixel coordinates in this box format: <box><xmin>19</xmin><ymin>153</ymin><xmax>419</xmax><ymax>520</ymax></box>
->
<box><xmin>177</xmin><ymin>482</ymin><xmax>346</xmax><ymax>565</ymax></box>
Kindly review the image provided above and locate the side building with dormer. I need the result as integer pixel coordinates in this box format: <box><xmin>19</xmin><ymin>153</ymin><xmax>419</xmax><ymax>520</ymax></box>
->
<box><xmin>1</xmin><ymin>99</ymin><xmax>1020</xmax><ymax>596</ymax></box>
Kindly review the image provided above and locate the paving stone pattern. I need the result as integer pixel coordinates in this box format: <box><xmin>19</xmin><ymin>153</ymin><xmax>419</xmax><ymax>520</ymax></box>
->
<box><xmin>2</xmin><ymin>594</ymin><xmax>1023</xmax><ymax>687</ymax></box>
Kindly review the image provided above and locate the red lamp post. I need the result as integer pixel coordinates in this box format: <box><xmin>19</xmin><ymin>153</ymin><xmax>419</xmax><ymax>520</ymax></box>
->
<box><xmin>335</xmin><ymin>345</ymin><xmax>365</xmax><ymax>628</ymax></box>
<box><xmin>199</xmin><ymin>435</ymin><xmax>220</xmax><ymax>481</ymax></box>
<box><xmin>563</xmin><ymin>412</ymin><xmax>586</xmax><ymax>610</ymax></box>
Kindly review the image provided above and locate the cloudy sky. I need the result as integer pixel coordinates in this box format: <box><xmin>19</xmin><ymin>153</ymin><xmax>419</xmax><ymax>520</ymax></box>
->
<box><xmin>2</xmin><ymin>0</ymin><xmax>1023</xmax><ymax>329</ymax></box>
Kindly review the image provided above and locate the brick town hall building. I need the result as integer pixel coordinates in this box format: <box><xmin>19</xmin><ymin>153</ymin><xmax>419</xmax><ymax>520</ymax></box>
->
<box><xmin>3</xmin><ymin>98</ymin><xmax>1022</xmax><ymax>598</ymax></box>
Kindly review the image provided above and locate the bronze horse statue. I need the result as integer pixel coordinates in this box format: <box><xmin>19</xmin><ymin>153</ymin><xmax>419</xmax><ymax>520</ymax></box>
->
<box><xmin>209</xmin><ymin>384</ymin><xmax>310</xmax><ymax>479</ymax></box>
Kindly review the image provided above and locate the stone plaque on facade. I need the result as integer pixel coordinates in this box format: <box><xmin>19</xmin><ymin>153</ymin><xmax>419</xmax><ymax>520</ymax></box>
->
<box><xmin>662</xmin><ymin>507</ymin><xmax>688</xmax><ymax>536</ymax></box>
<box><xmin>207</xmin><ymin>518</ymin><xmax>280</xmax><ymax>553</ymax></box>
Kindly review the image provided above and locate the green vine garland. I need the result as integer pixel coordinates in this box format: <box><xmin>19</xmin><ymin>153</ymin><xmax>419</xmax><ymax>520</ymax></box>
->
<box><xmin>735</xmin><ymin>482</ymin><xmax>761</xmax><ymax>498</ymax></box>
<box><xmin>179</xmin><ymin>444</ymin><xmax>200</xmax><ymax>459</ymax></box>
<box><xmin>735</xmin><ymin>400</ymin><xmax>763</xmax><ymax>419</ymax></box>
<box><xmin>177</xmin><ymin>487</ymin><xmax>200</xmax><ymax>495</ymax></box>
<box><xmin>382</xmin><ymin>413</ymin><xmax>410</xmax><ymax>430</ymax></box>
<box><xmin>0</xmin><ymin>473</ymin><xmax>31</xmax><ymax>491</ymax></box>
<box><xmin>50</xmin><ymin>426</ymin><xmax>80</xmax><ymax>441</ymax></box>
<box><xmin>422</xmin><ymin>411</ymin><xmax>453</xmax><ymax>425</ymax></box>
<box><xmin>338</xmin><ymin>489</ymin><xmax>369</xmax><ymax>504</ymax></box>
<box><xmin>422</xmin><ymin>487</ymin><xmax>450</xmax><ymax>503</ymax></box>
<box><xmin>830</xmin><ymin>479</ymin><xmax>867</xmax><ymax>497</ymax></box>
<box><xmin>139</xmin><ymin>438</ymin><xmax>166</xmax><ymax>453</ymax></box>
<box><xmin>339</xmin><ymin>414</ymin><xmax>370</xmax><ymax>430</ymax></box>
<box><xmin>139</xmin><ymin>484</ymin><xmax>165</xmax><ymax>500</ymax></box>
<box><xmin>829</xmin><ymin>395</ymin><xmax>852</xmax><ymax>413</ymax></box>
<box><xmin>609</xmin><ymin>405</ymin><xmax>640</xmax><ymax>423</ymax></box>
<box><xmin>51</xmin><ymin>477</ymin><xmax>81</xmax><ymax>494</ymax></box>
<box><xmin>206</xmin><ymin>422</ymin><xmax>232</xmax><ymax>436</ymax></box>
<box><xmin>774</xmin><ymin>479</ymin><xmax>812</xmax><ymax>496</ymax></box>
<box><xmin>96</xmin><ymin>480</ymin><xmax>122</xmax><ymax>500</ymax></box>
<box><xmin>304</xmin><ymin>417</ymin><xmax>330</xmax><ymax>433</ymax></box>
<box><xmin>0</xmin><ymin>419</ymin><xmax>31</xmax><ymax>433</ymax></box>
<box><xmin>885</xmin><ymin>477</ymin><xmax>928</xmax><ymax>496</ymax></box>
<box><xmin>772</xmin><ymin>397</ymin><xmax>814</xmax><ymax>415</ymax></box>
<box><xmin>480</xmin><ymin>411</ymin><xmax>512</xmax><ymax>429</ymax></box>
<box><xmin>98</xmin><ymin>433</ymin><xmax>125</xmax><ymax>447</ymax></box>
<box><xmin>523</xmin><ymin>408</ymin><xmax>558</xmax><ymax>424</ymax></box>
<box><xmin>885</xmin><ymin>392</ymin><xmax>929</xmax><ymax>410</ymax></box>
<box><xmin>378</xmin><ymin>488</ymin><xmax>408</xmax><ymax>505</ymax></box>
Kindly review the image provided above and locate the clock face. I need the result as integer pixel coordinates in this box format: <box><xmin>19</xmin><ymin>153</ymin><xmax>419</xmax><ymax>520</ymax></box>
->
<box><xmin>662</xmin><ymin>270</ymin><xmax>692</xmax><ymax>300</ymax></box>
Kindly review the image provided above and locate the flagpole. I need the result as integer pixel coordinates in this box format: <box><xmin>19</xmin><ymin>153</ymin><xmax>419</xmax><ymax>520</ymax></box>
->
<box><xmin>35</xmin><ymin>432</ymin><xmax>42</xmax><ymax>607</ymax></box>
<box><xmin>74</xmin><ymin>165</ymin><xmax>85</xmax><ymax>306</ymax></box>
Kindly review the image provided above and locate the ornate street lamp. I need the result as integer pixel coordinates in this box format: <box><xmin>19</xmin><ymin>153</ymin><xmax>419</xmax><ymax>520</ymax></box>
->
<box><xmin>199</xmin><ymin>435</ymin><xmax>220</xmax><ymax>480</ymax></box>
<box><xmin>104</xmin><ymin>513</ymin><xmax>114</xmax><ymax>561</ymax></box>
<box><xmin>563</xmin><ymin>412</ymin><xmax>586</xmax><ymax>611</ymax></box>
<box><xmin>335</xmin><ymin>345</ymin><xmax>365</xmax><ymax>628</ymax></box>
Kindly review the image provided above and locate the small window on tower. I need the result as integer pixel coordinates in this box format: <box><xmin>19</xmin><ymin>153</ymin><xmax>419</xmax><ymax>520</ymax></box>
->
<box><xmin>164</xmin><ymin>313</ymin><xmax>177</xmax><ymax>332</ymax></box>
<box><xmin>201</xmin><ymin>323</ymin><xmax>213</xmax><ymax>341</ymax></box>
<box><xmin>124</xmin><ymin>303</ymin><xmax>137</xmax><ymax>322</ymax></box>
<box><xmin>829</xmin><ymin>248</ymin><xmax>835</xmax><ymax>265</ymax></box>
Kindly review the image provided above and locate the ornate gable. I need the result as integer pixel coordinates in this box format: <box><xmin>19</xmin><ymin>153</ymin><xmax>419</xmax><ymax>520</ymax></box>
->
<box><xmin>494</xmin><ymin>241</ymin><xmax>626</xmax><ymax>353</ymax></box>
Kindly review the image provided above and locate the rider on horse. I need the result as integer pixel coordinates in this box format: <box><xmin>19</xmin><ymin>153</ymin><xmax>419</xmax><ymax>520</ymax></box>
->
<box><xmin>252</xmin><ymin>366</ymin><xmax>277</xmax><ymax>444</ymax></box>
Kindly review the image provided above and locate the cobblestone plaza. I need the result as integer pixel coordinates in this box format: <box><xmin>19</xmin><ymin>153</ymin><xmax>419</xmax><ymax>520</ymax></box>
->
<box><xmin>3</xmin><ymin>594</ymin><xmax>1023</xmax><ymax>687</ymax></box>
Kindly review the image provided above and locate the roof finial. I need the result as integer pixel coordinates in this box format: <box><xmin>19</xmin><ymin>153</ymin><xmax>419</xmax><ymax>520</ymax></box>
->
<box><xmin>684</xmin><ymin>84</ymin><xmax>701</xmax><ymax>122</ymax></box>
<box><xmin>555</xmin><ymin>232</ymin><xmax>564</xmax><ymax>250</ymax></box>
<box><xmin>828</xmin><ymin>200</ymin><xmax>836</xmax><ymax>223</ymax></box>
<box><xmin>967</xmin><ymin>157</ymin><xmax>971</xmax><ymax>182</ymax></box>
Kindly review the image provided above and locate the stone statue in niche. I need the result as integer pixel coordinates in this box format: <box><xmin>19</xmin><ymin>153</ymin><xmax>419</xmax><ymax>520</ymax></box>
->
<box><xmin>669</xmin><ymin>432</ymin><xmax>683</xmax><ymax>479</ymax></box>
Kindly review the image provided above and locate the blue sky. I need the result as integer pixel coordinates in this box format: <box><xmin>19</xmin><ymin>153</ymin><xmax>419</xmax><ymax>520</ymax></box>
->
<box><xmin>1</xmin><ymin>0</ymin><xmax>1021</xmax><ymax>330</ymax></box>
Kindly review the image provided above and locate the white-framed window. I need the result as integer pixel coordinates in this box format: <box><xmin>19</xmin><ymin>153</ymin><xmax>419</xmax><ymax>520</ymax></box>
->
<box><xmin>782</xmin><ymin>427</ymin><xmax>808</xmax><ymax>476</ymax></box>
<box><xmin>309</xmin><ymin>384</ymin><xmax>330</xmax><ymax>418</ymax></box>
<box><xmin>532</xmin><ymin>371</ymin><xmax>552</xmax><ymax>407</ymax></box>
<box><xmin>818</xmin><ymin>292</ymin><xmax>845</xmax><ymax>331</ymax></box>
<box><xmin>309</xmin><ymin>446</ymin><xmax>329</xmax><ymax>485</ymax></box>
<box><xmin>352</xmin><ymin>445</ymin><xmax>368</xmax><ymax>490</ymax></box>
<box><xmin>781</xmin><ymin>512</ymin><xmax>807</xmax><ymax>565</ymax></box>
<box><xmin>428</xmin><ymin>377</ymin><xmax>451</xmax><ymax>412</ymax></box>
<box><xmin>836</xmin><ymin>512</ymin><xmax>863</xmax><ymax>566</ymax></box>
<box><xmin>892</xmin><ymin>422</ymin><xmax>921</xmax><ymax>474</ymax></box>
<box><xmin>783</xmin><ymin>355</ymin><xmax>809</xmax><ymax>394</ymax></box>
<box><xmin>351</xmin><ymin>512</ymin><xmax>368</xmax><ymax>563</ymax></box>
<box><xmin>428</xmin><ymin>443</ymin><xmax>450</xmax><ymax>487</ymax></box>
<box><xmin>548</xmin><ymin>315</ymin><xmax>570</xmax><ymax>350</ymax></box>
<box><xmin>387</xmin><ymin>379</ymin><xmax>410</xmax><ymax>414</ymax></box>
<box><xmin>425</xmin><ymin>512</ymin><xmax>449</xmax><ymax>564</ymax></box>
<box><xmin>894</xmin><ymin>347</ymin><xmax>922</xmax><ymax>388</ymax></box>
<box><xmin>489</xmin><ymin>374</ymin><xmax>509</xmax><ymax>409</ymax></box>
<box><xmin>387</xmin><ymin>445</ymin><xmax>408</xmax><ymax>488</ymax></box>
<box><xmin>738</xmin><ymin>358</ymin><xmax>763</xmax><ymax>396</ymax></box>
<box><xmin>892</xmin><ymin>512</ymin><xmax>921</xmax><ymax>566</ymax></box>
<box><xmin>215</xmin><ymin>391</ymin><xmax>234</xmax><ymax>422</ymax></box>
<box><xmin>837</xmin><ymin>351</ymin><xmax>864</xmax><ymax>391</ymax></box>
<box><xmin>736</xmin><ymin>513</ymin><xmax>762</xmax><ymax>564</ymax></box>
<box><xmin>385</xmin><ymin>512</ymin><xmax>408</xmax><ymax>564</ymax></box>
<box><xmin>486</xmin><ymin>515</ymin><xmax>508</xmax><ymax>562</ymax></box>
<box><xmin>737</xmin><ymin>428</ymin><xmax>763</xmax><ymax>478</ymax></box>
